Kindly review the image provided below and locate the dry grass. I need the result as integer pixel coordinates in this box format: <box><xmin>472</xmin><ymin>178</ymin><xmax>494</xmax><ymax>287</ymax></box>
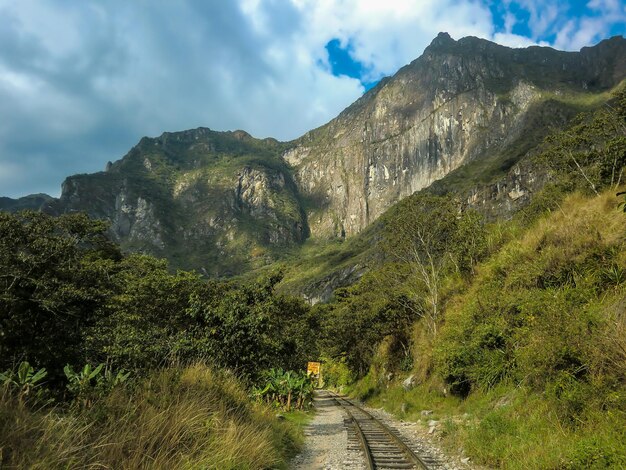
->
<box><xmin>355</xmin><ymin>189</ymin><xmax>626</xmax><ymax>468</ymax></box>
<box><xmin>0</xmin><ymin>364</ymin><xmax>301</xmax><ymax>469</ymax></box>
<box><xmin>524</xmin><ymin>191</ymin><xmax>626</xmax><ymax>251</ymax></box>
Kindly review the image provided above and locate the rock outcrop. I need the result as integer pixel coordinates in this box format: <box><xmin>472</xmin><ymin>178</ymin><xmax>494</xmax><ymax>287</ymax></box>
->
<box><xmin>4</xmin><ymin>34</ymin><xmax>625</xmax><ymax>275</ymax></box>
<box><xmin>288</xmin><ymin>33</ymin><xmax>626</xmax><ymax>238</ymax></box>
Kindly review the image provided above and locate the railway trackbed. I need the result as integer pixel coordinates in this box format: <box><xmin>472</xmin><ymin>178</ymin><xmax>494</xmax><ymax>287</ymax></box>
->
<box><xmin>329</xmin><ymin>391</ymin><xmax>444</xmax><ymax>470</ymax></box>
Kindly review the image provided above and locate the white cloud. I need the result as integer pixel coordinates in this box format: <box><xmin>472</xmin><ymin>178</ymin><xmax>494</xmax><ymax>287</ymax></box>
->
<box><xmin>277</xmin><ymin>0</ymin><xmax>495</xmax><ymax>81</ymax></box>
<box><xmin>587</xmin><ymin>0</ymin><xmax>623</xmax><ymax>14</ymax></box>
<box><xmin>564</xmin><ymin>17</ymin><xmax>607</xmax><ymax>49</ymax></box>
<box><xmin>0</xmin><ymin>0</ymin><xmax>622</xmax><ymax>198</ymax></box>
<box><xmin>507</xmin><ymin>0</ymin><xmax>625</xmax><ymax>51</ymax></box>
<box><xmin>503</xmin><ymin>12</ymin><xmax>517</xmax><ymax>34</ymax></box>
<box><xmin>493</xmin><ymin>33</ymin><xmax>544</xmax><ymax>48</ymax></box>
<box><xmin>524</xmin><ymin>1</ymin><xmax>561</xmax><ymax>38</ymax></box>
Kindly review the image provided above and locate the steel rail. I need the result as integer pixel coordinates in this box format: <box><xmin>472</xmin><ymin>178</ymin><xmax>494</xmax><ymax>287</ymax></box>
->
<box><xmin>336</xmin><ymin>395</ymin><xmax>375</xmax><ymax>469</ymax></box>
<box><xmin>330</xmin><ymin>391</ymin><xmax>431</xmax><ymax>470</ymax></box>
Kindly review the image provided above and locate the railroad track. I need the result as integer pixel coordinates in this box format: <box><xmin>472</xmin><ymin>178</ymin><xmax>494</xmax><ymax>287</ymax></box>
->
<box><xmin>329</xmin><ymin>391</ymin><xmax>442</xmax><ymax>470</ymax></box>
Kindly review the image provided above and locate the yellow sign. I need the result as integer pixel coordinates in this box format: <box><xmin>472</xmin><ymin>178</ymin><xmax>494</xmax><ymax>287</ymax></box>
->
<box><xmin>307</xmin><ymin>361</ymin><xmax>321</xmax><ymax>376</ymax></box>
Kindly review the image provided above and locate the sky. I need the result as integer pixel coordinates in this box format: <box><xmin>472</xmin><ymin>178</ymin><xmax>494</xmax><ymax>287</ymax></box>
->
<box><xmin>0</xmin><ymin>0</ymin><xmax>624</xmax><ymax>198</ymax></box>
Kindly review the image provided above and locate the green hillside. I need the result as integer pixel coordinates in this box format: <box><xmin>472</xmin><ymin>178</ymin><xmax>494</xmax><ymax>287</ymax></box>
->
<box><xmin>314</xmin><ymin>89</ymin><xmax>626</xmax><ymax>467</ymax></box>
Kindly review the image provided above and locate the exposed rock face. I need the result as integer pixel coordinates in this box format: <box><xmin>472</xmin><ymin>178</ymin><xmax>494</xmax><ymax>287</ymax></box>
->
<box><xmin>288</xmin><ymin>33</ymin><xmax>626</xmax><ymax>238</ymax></box>
<box><xmin>114</xmin><ymin>193</ymin><xmax>165</xmax><ymax>249</ymax></box>
<box><xmin>4</xmin><ymin>34</ymin><xmax>625</xmax><ymax>276</ymax></box>
<box><xmin>46</xmin><ymin>129</ymin><xmax>305</xmax><ymax>274</ymax></box>
<box><xmin>463</xmin><ymin>160</ymin><xmax>549</xmax><ymax>219</ymax></box>
<box><xmin>301</xmin><ymin>263</ymin><xmax>366</xmax><ymax>305</ymax></box>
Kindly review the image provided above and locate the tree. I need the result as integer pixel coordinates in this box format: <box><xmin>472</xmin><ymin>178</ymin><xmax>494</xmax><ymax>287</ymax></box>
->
<box><xmin>86</xmin><ymin>254</ymin><xmax>204</xmax><ymax>370</ymax></box>
<box><xmin>380</xmin><ymin>194</ymin><xmax>485</xmax><ymax>338</ymax></box>
<box><xmin>319</xmin><ymin>269</ymin><xmax>416</xmax><ymax>376</ymax></box>
<box><xmin>183</xmin><ymin>269</ymin><xmax>314</xmax><ymax>380</ymax></box>
<box><xmin>0</xmin><ymin>211</ymin><xmax>120</xmax><ymax>383</ymax></box>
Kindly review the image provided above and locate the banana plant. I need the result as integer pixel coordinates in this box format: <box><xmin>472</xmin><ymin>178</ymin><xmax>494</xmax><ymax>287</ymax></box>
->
<box><xmin>0</xmin><ymin>361</ymin><xmax>47</xmax><ymax>403</ymax></box>
<box><xmin>281</xmin><ymin>370</ymin><xmax>295</xmax><ymax>411</ymax></box>
<box><xmin>64</xmin><ymin>363</ymin><xmax>104</xmax><ymax>407</ymax></box>
<box><xmin>251</xmin><ymin>382</ymin><xmax>273</xmax><ymax>402</ymax></box>
<box><xmin>263</xmin><ymin>368</ymin><xmax>285</xmax><ymax>405</ymax></box>
<box><xmin>64</xmin><ymin>363</ymin><xmax>131</xmax><ymax>408</ymax></box>
<box><xmin>255</xmin><ymin>368</ymin><xmax>314</xmax><ymax>411</ymax></box>
<box><xmin>102</xmin><ymin>368</ymin><xmax>131</xmax><ymax>388</ymax></box>
<box><xmin>64</xmin><ymin>363</ymin><xmax>104</xmax><ymax>390</ymax></box>
<box><xmin>293</xmin><ymin>374</ymin><xmax>313</xmax><ymax>410</ymax></box>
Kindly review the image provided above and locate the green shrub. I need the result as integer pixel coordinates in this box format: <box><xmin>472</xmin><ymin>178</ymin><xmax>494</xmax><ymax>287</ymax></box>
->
<box><xmin>0</xmin><ymin>361</ymin><xmax>48</xmax><ymax>405</ymax></box>
<box><xmin>567</xmin><ymin>435</ymin><xmax>626</xmax><ymax>469</ymax></box>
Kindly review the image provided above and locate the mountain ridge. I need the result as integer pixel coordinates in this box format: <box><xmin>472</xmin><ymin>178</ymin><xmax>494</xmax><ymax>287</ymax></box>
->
<box><xmin>287</xmin><ymin>33</ymin><xmax>625</xmax><ymax>237</ymax></box>
<box><xmin>2</xmin><ymin>33</ymin><xmax>625</xmax><ymax>276</ymax></box>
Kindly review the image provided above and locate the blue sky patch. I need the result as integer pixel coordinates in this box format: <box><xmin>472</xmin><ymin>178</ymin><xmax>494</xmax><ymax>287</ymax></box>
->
<box><xmin>489</xmin><ymin>0</ymin><xmax>626</xmax><ymax>45</ymax></box>
<box><xmin>325</xmin><ymin>38</ymin><xmax>379</xmax><ymax>91</ymax></box>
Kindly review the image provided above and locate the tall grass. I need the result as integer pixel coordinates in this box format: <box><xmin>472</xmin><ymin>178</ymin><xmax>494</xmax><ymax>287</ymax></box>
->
<box><xmin>350</xmin><ymin>190</ymin><xmax>626</xmax><ymax>468</ymax></box>
<box><xmin>0</xmin><ymin>364</ymin><xmax>302</xmax><ymax>469</ymax></box>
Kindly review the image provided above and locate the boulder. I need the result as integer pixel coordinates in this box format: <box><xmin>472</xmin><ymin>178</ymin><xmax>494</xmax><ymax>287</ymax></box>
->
<box><xmin>402</xmin><ymin>374</ymin><xmax>416</xmax><ymax>390</ymax></box>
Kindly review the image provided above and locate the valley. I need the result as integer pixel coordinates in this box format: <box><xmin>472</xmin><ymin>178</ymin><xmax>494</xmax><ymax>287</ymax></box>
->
<box><xmin>1</xmin><ymin>32</ymin><xmax>626</xmax><ymax>469</ymax></box>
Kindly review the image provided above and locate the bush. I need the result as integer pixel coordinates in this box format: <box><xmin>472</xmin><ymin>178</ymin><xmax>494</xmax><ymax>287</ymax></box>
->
<box><xmin>567</xmin><ymin>434</ymin><xmax>626</xmax><ymax>469</ymax></box>
<box><xmin>253</xmin><ymin>368</ymin><xmax>314</xmax><ymax>411</ymax></box>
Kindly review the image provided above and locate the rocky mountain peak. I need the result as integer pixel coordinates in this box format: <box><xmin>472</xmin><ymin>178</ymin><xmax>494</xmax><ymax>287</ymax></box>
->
<box><xmin>5</xmin><ymin>33</ymin><xmax>624</xmax><ymax>276</ymax></box>
<box><xmin>428</xmin><ymin>31</ymin><xmax>455</xmax><ymax>49</ymax></box>
<box><xmin>287</xmin><ymin>34</ymin><xmax>626</xmax><ymax>239</ymax></box>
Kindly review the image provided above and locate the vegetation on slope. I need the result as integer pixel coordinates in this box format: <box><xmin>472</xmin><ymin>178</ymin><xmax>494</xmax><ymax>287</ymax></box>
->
<box><xmin>347</xmin><ymin>190</ymin><xmax>626</xmax><ymax>469</ymax></box>
<box><xmin>0</xmin><ymin>209</ymin><xmax>317</xmax><ymax>468</ymax></box>
<box><xmin>1</xmin><ymin>364</ymin><xmax>301</xmax><ymax>469</ymax></box>
<box><xmin>317</xmin><ymin>88</ymin><xmax>626</xmax><ymax>468</ymax></box>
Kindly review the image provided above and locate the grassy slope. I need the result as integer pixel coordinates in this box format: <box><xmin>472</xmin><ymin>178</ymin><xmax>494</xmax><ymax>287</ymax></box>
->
<box><xmin>0</xmin><ymin>364</ymin><xmax>305</xmax><ymax>469</ymax></box>
<box><xmin>349</xmin><ymin>190</ymin><xmax>626</xmax><ymax>469</ymax></box>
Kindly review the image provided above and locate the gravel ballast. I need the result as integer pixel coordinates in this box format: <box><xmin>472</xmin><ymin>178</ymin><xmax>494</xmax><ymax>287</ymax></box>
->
<box><xmin>292</xmin><ymin>390</ymin><xmax>365</xmax><ymax>469</ymax></box>
<box><xmin>291</xmin><ymin>390</ymin><xmax>485</xmax><ymax>469</ymax></box>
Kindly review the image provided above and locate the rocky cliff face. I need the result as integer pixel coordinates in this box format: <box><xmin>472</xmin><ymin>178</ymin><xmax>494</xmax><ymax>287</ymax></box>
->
<box><xmin>7</xmin><ymin>34</ymin><xmax>624</xmax><ymax>275</ymax></box>
<box><xmin>46</xmin><ymin>129</ymin><xmax>306</xmax><ymax>274</ymax></box>
<box><xmin>287</xmin><ymin>33</ymin><xmax>626</xmax><ymax>238</ymax></box>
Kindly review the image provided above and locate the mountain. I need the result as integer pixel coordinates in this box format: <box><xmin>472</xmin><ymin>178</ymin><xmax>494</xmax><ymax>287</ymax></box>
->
<box><xmin>287</xmin><ymin>33</ymin><xmax>626</xmax><ymax>238</ymax></box>
<box><xmin>47</xmin><ymin>129</ymin><xmax>306</xmax><ymax>276</ymax></box>
<box><xmin>0</xmin><ymin>194</ymin><xmax>54</xmax><ymax>212</ymax></box>
<box><xmin>5</xmin><ymin>33</ymin><xmax>626</xmax><ymax>275</ymax></box>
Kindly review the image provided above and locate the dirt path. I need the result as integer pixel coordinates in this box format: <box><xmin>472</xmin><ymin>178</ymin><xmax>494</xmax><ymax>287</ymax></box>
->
<box><xmin>291</xmin><ymin>390</ymin><xmax>365</xmax><ymax>469</ymax></box>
